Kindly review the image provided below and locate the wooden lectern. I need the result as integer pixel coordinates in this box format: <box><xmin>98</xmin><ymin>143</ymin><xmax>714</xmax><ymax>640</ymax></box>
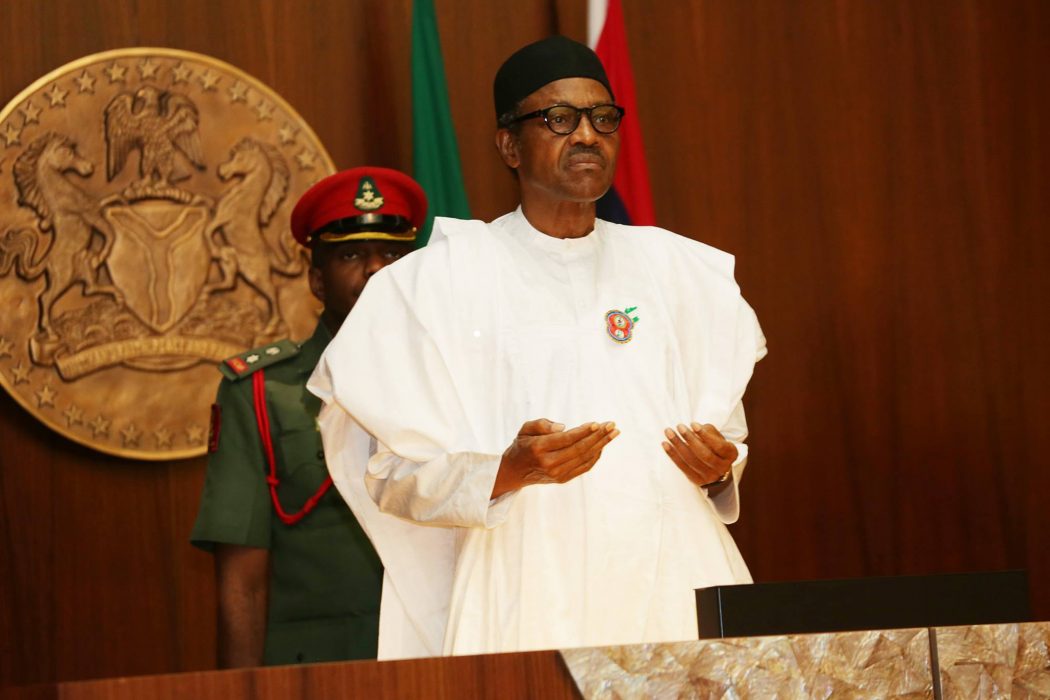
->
<box><xmin>6</xmin><ymin>571</ymin><xmax>1038</xmax><ymax>699</ymax></box>
<box><xmin>5</xmin><ymin>650</ymin><xmax>580</xmax><ymax>700</ymax></box>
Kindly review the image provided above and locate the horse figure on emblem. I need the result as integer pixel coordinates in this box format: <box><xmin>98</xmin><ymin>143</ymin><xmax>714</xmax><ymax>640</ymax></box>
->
<box><xmin>207</xmin><ymin>137</ymin><xmax>300</xmax><ymax>340</ymax></box>
<box><xmin>0</xmin><ymin>132</ymin><xmax>122</xmax><ymax>357</ymax></box>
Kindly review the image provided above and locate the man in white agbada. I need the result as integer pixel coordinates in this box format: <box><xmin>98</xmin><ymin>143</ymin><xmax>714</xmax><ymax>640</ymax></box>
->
<box><xmin>309</xmin><ymin>35</ymin><xmax>766</xmax><ymax>659</ymax></box>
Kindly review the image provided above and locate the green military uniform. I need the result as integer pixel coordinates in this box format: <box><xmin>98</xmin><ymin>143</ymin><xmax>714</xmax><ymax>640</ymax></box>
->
<box><xmin>191</xmin><ymin>321</ymin><xmax>382</xmax><ymax>665</ymax></box>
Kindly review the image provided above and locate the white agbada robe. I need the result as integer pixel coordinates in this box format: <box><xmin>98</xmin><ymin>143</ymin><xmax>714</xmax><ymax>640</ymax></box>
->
<box><xmin>308</xmin><ymin>209</ymin><xmax>766</xmax><ymax>659</ymax></box>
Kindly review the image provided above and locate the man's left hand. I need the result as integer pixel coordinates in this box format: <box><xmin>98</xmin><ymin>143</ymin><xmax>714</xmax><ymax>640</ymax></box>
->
<box><xmin>662</xmin><ymin>423</ymin><xmax>738</xmax><ymax>489</ymax></box>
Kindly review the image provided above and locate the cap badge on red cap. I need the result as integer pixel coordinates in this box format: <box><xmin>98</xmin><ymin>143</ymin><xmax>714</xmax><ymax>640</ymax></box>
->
<box><xmin>354</xmin><ymin>176</ymin><xmax>384</xmax><ymax>212</ymax></box>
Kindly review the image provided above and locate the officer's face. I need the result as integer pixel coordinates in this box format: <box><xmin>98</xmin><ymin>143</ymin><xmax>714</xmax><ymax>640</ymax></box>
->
<box><xmin>496</xmin><ymin>77</ymin><xmax>620</xmax><ymax>204</ymax></box>
<box><xmin>309</xmin><ymin>240</ymin><xmax>413</xmax><ymax>329</ymax></box>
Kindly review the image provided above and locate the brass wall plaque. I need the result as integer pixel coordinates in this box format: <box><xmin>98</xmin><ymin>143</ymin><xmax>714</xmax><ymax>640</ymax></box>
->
<box><xmin>0</xmin><ymin>48</ymin><xmax>335</xmax><ymax>460</ymax></box>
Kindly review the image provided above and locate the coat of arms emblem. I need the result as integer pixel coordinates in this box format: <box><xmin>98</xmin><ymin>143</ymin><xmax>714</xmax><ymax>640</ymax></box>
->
<box><xmin>0</xmin><ymin>49</ymin><xmax>334</xmax><ymax>459</ymax></box>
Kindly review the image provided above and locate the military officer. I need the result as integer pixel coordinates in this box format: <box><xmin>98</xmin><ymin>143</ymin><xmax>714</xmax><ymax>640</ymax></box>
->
<box><xmin>191</xmin><ymin>167</ymin><xmax>427</xmax><ymax>667</ymax></box>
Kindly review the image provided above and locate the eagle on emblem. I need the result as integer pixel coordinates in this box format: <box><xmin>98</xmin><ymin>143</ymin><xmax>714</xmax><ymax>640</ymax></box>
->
<box><xmin>104</xmin><ymin>87</ymin><xmax>205</xmax><ymax>189</ymax></box>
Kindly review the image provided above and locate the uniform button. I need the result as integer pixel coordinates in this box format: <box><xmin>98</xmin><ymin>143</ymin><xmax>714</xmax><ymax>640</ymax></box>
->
<box><xmin>317</xmin><ymin>450</ymin><xmax>325</xmax><ymax>459</ymax></box>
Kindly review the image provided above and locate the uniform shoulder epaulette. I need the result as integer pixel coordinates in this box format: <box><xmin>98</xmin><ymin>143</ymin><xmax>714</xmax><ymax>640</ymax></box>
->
<box><xmin>218</xmin><ymin>339</ymin><xmax>301</xmax><ymax>381</ymax></box>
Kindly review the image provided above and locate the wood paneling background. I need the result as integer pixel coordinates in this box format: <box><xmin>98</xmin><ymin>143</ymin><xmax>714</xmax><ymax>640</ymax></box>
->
<box><xmin>1</xmin><ymin>0</ymin><xmax>1046</xmax><ymax>687</ymax></box>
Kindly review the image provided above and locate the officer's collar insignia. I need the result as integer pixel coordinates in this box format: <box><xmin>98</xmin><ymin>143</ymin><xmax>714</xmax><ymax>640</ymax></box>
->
<box><xmin>354</xmin><ymin>176</ymin><xmax>384</xmax><ymax>211</ymax></box>
<box><xmin>605</xmin><ymin>306</ymin><xmax>639</xmax><ymax>344</ymax></box>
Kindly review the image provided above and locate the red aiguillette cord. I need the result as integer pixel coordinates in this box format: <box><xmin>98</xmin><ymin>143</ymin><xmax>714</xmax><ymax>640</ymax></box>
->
<box><xmin>252</xmin><ymin>370</ymin><xmax>333</xmax><ymax>525</ymax></box>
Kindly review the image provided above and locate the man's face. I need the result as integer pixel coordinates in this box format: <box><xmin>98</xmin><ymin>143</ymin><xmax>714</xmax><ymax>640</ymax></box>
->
<box><xmin>308</xmin><ymin>239</ymin><xmax>413</xmax><ymax>327</ymax></box>
<box><xmin>498</xmin><ymin>77</ymin><xmax>621</xmax><ymax>204</ymax></box>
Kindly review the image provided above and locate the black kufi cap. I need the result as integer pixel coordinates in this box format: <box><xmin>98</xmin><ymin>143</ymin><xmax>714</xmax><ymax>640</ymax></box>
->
<box><xmin>493</xmin><ymin>35</ymin><xmax>614</xmax><ymax>120</ymax></box>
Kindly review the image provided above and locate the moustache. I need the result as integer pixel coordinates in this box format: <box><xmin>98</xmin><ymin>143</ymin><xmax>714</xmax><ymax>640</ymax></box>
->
<box><xmin>565</xmin><ymin>145</ymin><xmax>606</xmax><ymax>164</ymax></box>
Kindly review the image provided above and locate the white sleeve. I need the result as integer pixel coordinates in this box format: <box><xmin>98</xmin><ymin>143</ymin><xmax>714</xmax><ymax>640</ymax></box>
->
<box><xmin>705</xmin><ymin>296</ymin><xmax>765</xmax><ymax>524</ymax></box>
<box><xmin>705</xmin><ymin>399</ymin><xmax>749</xmax><ymax>524</ymax></box>
<box><xmin>312</xmin><ymin>402</ymin><xmax>454</xmax><ymax>658</ymax></box>
<box><xmin>315</xmin><ymin>258</ymin><xmax>517</xmax><ymax>530</ymax></box>
<box><xmin>365</xmin><ymin>446</ymin><xmax>515</xmax><ymax>528</ymax></box>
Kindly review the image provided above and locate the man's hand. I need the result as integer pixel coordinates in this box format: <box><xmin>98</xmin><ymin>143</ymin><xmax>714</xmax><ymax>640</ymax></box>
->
<box><xmin>662</xmin><ymin>422</ymin><xmax>738</xmax><ymax>491</ymax></box>
<box><xmin>491</xmin><ymin>419</ymin><xmax>619</xmax><ymax>498</ymax></box>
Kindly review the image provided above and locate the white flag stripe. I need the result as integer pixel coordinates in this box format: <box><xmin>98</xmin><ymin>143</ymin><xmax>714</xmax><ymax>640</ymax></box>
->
<box><xmin>587</xmin><ymin>0</ymin><xmax>609</xmax><ymax>49</ymax></box>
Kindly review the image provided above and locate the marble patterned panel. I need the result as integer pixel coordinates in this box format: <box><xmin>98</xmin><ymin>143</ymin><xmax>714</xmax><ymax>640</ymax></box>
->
<box><xmin>936</xmin><ymin>622</ymin><xmax>1050</xmax><ymax>699</ymax></box>
<box><xmin>561</xmin><ymin>628</ymin><xmax>933</xmax><ymax>699</ymax></box>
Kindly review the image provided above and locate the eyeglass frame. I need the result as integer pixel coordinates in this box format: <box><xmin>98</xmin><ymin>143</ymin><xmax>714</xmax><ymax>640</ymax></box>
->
<box><xmin>504</xmin><ymin>103</ymin><xmax>627</xmax><ymax>135</ymax></box>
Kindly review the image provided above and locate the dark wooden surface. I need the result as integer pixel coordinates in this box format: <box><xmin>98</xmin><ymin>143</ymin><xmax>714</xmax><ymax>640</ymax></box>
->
<box><xmin>2</xmin><ymin>650</ymin><xmax>580</xmax><ymax>700</ymax></box>
<box><xmin>1</xmin><ymin>0</ymin><xmax>1048</xmax><ymax>688</ymax></box>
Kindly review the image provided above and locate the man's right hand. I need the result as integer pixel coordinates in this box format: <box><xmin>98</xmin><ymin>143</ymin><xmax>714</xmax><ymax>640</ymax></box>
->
<box><xmin>491</xmin><ymin>419</ymin><xmax>619</xmax><ymax>498</ymax></box>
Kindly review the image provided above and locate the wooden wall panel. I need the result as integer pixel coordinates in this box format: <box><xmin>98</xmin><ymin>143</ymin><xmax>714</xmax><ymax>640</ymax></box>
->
<box><xmin>1</xmin><ymin>0</ymin><xmax>1047</xmax><ymax>688</ymax></box>
<box><xmin>624</xmin><ymin>0</ymin><xmax>1050</xmax><ymax>598</ymax></box>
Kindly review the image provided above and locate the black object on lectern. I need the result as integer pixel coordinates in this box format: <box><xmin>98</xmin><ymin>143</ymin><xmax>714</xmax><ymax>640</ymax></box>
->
<box><xmin>696</xmin><ymin>570</ymin><xmax>1031</xmax><ymax>639</ymax></box>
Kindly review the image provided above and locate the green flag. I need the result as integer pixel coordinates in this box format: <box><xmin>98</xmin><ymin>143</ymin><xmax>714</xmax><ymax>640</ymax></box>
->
<box><xmin>412</xmin><ymin>0</ymin><xmax>471</xmax><ymax>246</ymax></box>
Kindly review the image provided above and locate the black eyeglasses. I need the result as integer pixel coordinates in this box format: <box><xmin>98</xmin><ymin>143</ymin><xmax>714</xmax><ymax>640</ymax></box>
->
<box><xmin>508</xmin><ymin>103</ymin><xmax>626</xmax><ymax>135</ymax></box>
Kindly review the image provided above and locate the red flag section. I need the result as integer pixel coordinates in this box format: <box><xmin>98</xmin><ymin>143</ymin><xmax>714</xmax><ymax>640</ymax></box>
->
<box><xmin>590</xmin><ymin>0</ymin><xmax>656</xmax><ymax>226</ymax></box>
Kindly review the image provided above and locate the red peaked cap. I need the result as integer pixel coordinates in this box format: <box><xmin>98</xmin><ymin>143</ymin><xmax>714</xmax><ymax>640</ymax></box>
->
<box><xmin>290</xmin><ymin>166</ymin><xmax>427</xmax><ymax>247</ymax></box>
